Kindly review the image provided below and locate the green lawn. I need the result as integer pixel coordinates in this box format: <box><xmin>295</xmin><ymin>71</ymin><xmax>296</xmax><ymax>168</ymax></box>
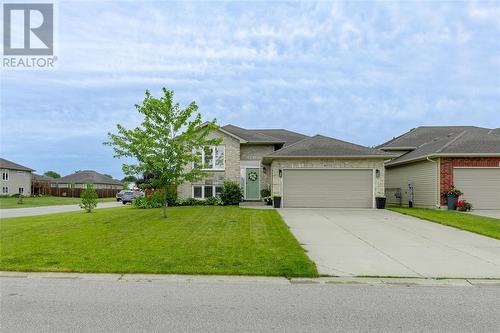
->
<box><xmin>0</xmin><ymin>206</ymin><xmax>317</xmax><ymax>277</ymax></box>
<box><xmin>387</xmin><ymin>206</ymin><xmax>500</xmax><ymax>240</ymax></box>
<box><xmin>0</xmin><ymin>196</ymin><xmax>116</xmax><ymax>209</ymax></box>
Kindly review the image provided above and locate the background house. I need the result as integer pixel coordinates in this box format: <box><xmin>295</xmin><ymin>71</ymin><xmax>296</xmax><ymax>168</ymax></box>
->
<box><xmin>0</xmin><ymin>158</ymin><xmax>33</xmax><ymax>196</ymax></box>
<box><xmin>51</xmin><ymin>170</ymin><xmax>123</xmax><ymax>198</ymax></box>
<box><xmin>378</xmin><ymin>126</ymin><xmax>500</xmax><ymax>210</ymax></box>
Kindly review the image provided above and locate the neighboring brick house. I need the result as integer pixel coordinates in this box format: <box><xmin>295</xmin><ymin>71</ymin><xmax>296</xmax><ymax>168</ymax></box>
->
<box><xmin>179</xmin><ymin>124</ymin><xmax>394</xmax><ymax>208</ymax></box>
<box><xmin>0</xmin><ymin>157</ymin><xmax>34</xmax><ymax>196</ymax></box>
<box><xmin>378</xmin><ymin>126</ymin><xmax>500</xmax><ymax>209</ymax></box>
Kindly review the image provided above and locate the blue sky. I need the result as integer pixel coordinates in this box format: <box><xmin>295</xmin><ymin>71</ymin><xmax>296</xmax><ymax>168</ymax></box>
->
<box><xmin>1</xmin><ymin>1</ymin><xmax>499</xmax><ymax>179</ymax></box>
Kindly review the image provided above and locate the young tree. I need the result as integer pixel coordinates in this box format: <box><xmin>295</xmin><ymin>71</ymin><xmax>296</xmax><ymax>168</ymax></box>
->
<box><xmin>44</xmin><ymin>170</ymin><xmax>61</xmax><ymax>178</ymax></box>
<box><xmin>122</xmin><ymin>175</ymin><xmax>137</xmax><ymax>182</ymax></box>
<box><xmin>80</xmin><ymin>183</ymin><xmax>98</xmax><ymax>213</ymax></box>
<box><xmin>104</xmin><ymin>88</ymin><xmax>221</xmax><ymax>218</ymax></box>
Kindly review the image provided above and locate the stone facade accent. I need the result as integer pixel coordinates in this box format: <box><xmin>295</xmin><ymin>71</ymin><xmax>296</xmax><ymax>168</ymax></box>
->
<box><xmin>270</xmin><ymin>158</ymin><xmax>385</xmax><ymax>197</ymax></box>
<box><xmin>177</xmin><ymin>129</ymin><xmax>241</xmax><ymax>198</ymax></box>
<box><xmin>240</xmin><ymin>144</ymin><xmax>275</xmax><ymax>192</ymax></box>
<box><xmin>439</xmin><ymin>157</ymin><xmax>500</xmax><ymax>205</ymax></box>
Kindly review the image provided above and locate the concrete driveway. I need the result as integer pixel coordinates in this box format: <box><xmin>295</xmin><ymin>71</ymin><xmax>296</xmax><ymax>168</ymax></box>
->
<box><xmin>279</xmin><ymin>209</ymin><xmax>500</xmax><ymax>278</ymax></box>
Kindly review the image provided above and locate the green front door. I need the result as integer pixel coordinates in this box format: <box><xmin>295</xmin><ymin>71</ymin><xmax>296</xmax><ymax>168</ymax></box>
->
<box><xmin>245</xmin><ymin>168</ymin><xmax>260</xmax><ymax>199</ymax></box>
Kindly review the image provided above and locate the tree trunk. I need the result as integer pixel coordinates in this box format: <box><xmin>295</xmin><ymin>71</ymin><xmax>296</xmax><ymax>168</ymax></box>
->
<box><xmin>163</xmin><ymin>187</ymin><xmax>168</xmax><ymax>218</ymax></box>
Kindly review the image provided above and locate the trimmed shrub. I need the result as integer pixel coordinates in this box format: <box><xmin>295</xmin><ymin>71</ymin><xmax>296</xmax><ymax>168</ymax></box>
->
<box><xmin>133</xmin><ymin>196</ymin><xmax>164</xmax><ymax>209</ymax></box>
<box><xmin>205</xmin><ymin>196</ymin><xmax>223</xmax><ymax>206</ymax></box>
<box><xmin>175</xmin><ymin>198</ymin><xmax>206</xmax><ymax>206</ymax></box>
<box><xmin>220</xmin><ymin>181</ymin><xmax>243</xmax><ymax>205</ymax></box>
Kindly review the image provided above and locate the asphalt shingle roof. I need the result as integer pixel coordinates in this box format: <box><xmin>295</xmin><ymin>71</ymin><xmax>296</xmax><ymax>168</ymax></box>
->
<box><xmin>54</xmin><ymin>170</ymin><xmax>122</xmax><ymax>185</ymax></box>
<box><xmin>377</xmin><ymin>126</ymin><xmax>485</xmax><ymax>149</ymax></box>
<box><xmin>250</xmin><ymin>129</ymin><xmax>309</xmax><ymax>147</ymax></box>
<box><xmin>266</xmin><ymin>135</ymin><xmax>393</xmax><ymax>158</ymax></box>
<box><xmin>221</xmin><ymin>125</ymin><xmax>285</xmax><ymax>144</ymax></box>
<box><xmin>384</xmin><ymin>126</ymin><xmax>500</xmax><ymax>166</ymax></box>
<box><xmin>0</xmin><ymin>158</ymin><xmax>34</xmax><ymax>171</ymax></box>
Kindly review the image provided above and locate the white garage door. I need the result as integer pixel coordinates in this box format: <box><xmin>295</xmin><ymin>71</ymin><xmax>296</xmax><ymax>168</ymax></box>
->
<box><xmin>283</xmin><ymin>169</ymin><xmax>373</xmax><ymax>208</ymax></box>
<box><xmin>453</xmin><ymin>168</ymin><xmax>500</xmax><ymax>209</ymax></box>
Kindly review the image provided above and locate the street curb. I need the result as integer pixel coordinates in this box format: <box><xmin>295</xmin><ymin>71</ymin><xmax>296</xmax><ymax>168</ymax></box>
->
<box><xmin>2</xmin><ymin>271</ymin><xmax>500</xmax><ymax>287</ymax></box>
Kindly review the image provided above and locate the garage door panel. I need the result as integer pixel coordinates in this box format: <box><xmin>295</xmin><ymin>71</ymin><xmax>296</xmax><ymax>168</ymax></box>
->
<box><xmin>453</xmin><ymin>168</ymin><xmax>500</xmax><ymax>210</ymax></box>
<box><xmin>283</xmin><ymin>169</ymin><xmax>373</xmax><ymax>208</ymax></box>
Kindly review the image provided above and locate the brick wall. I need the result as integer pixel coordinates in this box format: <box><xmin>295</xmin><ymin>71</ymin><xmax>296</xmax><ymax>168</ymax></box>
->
<box><xmin>439</xmin><ymin>157</ymin><xmax>500</xmax><ymax>205</ymax></box>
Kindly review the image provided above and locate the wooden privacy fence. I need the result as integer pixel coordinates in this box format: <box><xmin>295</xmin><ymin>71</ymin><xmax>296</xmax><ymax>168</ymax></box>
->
<box><xmin>47</xmin><ymin>187</ymin><xmax>121</xmax><ymax>198</ymax></box>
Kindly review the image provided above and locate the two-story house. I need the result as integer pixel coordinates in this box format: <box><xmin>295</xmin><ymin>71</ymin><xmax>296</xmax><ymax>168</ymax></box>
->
<box><xmin>0</xmin><ymin>158</ymin><xmax>34</xmax><ymax>196</ymax></box>
<box><xmin>178</xmin><ymin>124</ymin><xmax>394</xmax><ymax>208</ymax></box>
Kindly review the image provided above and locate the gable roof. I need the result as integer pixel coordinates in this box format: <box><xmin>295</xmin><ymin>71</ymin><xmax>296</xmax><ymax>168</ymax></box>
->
<box><xmin>263</xmin><ymin>135</ymin><xmax>394</xmax><ymax>162</ymax></box>
<box><xmin>384</xmin><ymin>126</ymin><xmax>500</xmax><ymax>166</ymax></box>
<box><xmin>377</xmin><ymin>126</ymin><xmax>485</xmax><ymax>150</ymax></box>
<box><xmin>250</xmin><ymin>129</ymin><xmax>309</xmax><ymax>147</ymax></box>
<box><xmin>0</xmin><ymin>158</ymin><xmax>34</xmax><ymax>172</ymax></box>
<box><xmin>221</xmin><ymin>124</ymin><xmax>285</xmax><ymax>144</ymax></box>
<box><xmin>54</xmin><ymin>170</ymin><xmax>122</xmax><ymax>185</ymax></box>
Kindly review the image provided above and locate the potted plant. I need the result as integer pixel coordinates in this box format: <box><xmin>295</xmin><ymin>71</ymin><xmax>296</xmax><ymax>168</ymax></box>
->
<box><xmin>260</xmin><ymin>189</ymin><xmax>272</xmax><ymax>206</ymax></box>
<box><xmin>456</xmin><ymin>200</ymin><xmax>472</xmax><ymax>212</ymax></box>
<box><xmin>375</xmin><ymin>196</ymin><xmax>386</xmax><ymax>209</ymax></box>
<box><xmin>442</xmin><ymin>186</ymin><xmax>463</xmax><ymax>210</ymax></box>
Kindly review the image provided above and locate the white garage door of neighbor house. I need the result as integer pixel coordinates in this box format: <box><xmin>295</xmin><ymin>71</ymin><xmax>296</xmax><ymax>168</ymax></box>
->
<box><xmin>283</xmin><ymin>169</ymin><xmax>373</xmax><ymax>208</ymax></box>
<box><xmin>453</xmin><ymin>168</ymin><xmax>500</xmax><ymax>210</ymax></box>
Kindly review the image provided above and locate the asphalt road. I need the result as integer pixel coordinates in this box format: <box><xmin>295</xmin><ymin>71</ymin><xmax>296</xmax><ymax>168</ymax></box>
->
<box><xmin>2</xmin><ymin>277</ymin><xmax>500</xmax><ymax>332</ymax></box>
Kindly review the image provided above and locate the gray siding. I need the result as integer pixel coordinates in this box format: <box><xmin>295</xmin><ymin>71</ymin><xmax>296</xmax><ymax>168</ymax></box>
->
<box><xmin>385</xmin><ymin>160</ymin><xmax>438</xmax><ymax>208</ymax></box>
<box><xmin>0</xmin><ymin>169</ymin><xmax>32</xmax><ymax>196</ymax></box>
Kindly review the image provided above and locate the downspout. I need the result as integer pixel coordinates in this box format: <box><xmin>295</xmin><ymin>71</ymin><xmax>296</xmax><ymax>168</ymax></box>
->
<box><xmin>426</xmin><ymin>157</ymin><xmax>440</xmax><ymax>209</ymax></box>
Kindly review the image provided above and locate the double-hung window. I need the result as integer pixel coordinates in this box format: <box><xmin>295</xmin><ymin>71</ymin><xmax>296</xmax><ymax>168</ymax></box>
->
<box><xmin>1</xmin><ymin>169</ymin><xmax>8</xmax><ymax>181</ymax></box>
<box><xmin>194</xmin><ymin>145</ymin><xmax>225</xmax><ymax>170</ymax></box>
<box><xmin>2</xmin><ymin>187</ymin><xmax>8</xmax><ymax>194</ymax></box>
<box><xmin>192</xmin><ymin>185</ymin><xmax>223</xmax><ymax>199</ymax></box>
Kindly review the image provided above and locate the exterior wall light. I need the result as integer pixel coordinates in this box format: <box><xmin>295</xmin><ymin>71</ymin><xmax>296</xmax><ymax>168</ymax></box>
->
<box><xmin>375</xmin><ymin>169</ymin><xmax>380</xmax><ymax>178</ymax></box>
<box><xmin>279</xmin><ymin>169</ymin><xmax>282</xmax><ymax>178</ymax></box>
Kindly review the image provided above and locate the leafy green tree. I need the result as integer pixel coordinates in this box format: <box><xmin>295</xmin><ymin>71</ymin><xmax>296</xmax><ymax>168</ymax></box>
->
<box><xmin>79</xmin><ymin>183</ymin><xmax>98</xmax><ymax>213</ymax></box>
<box><xmin>104</xmin><ymin>88</ymin><xmax>221</xmax><ymax>218</ymax></box>
<box><xmin>44</xmin><ymin>171</ymin><xmax>61</xmax><ymax>178</ymax></box>
<box><xmin>122</xmin><ymin>175</ymin><xmax>137</xmax><ymax>182</ymax></box>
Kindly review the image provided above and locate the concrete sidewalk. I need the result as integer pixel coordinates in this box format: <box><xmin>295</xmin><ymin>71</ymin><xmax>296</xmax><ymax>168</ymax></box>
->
<box><xmin>1</xmin><ymin>271</ymin><xmax>499</xmax><ymax>287</ymax></box>
<box><xmin>468</xmin><ymin>210</ymin><xmax>500</xmax><ymax>219</ymax></box>
<box><xmin>0</xmin><ymin>201</ymin><xmax>123</xmax><ymax>218</ymax></box>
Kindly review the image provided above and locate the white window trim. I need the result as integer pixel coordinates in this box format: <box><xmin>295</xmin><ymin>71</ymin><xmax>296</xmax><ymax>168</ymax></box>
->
<box><xmin>2</xmin><ymin>169</ymin><xmax>9</xmax><ymax>181</ymax></box>
<box><xmin>193</xmin><ymin>145</ymin><xmax>225</xmax><ymax>171</ymax></box>
<box><xmin>192</xmin><ymin>185</ymin><xmax>223</xmax><ymax>199</ymax></box>
<box><xmin>2</xmin><ymin>186</ymin><xmax>8</xmax><ymax>194</ymax></box>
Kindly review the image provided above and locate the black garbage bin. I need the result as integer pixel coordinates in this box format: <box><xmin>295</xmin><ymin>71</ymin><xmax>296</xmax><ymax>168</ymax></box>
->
<box><xmin>273</xmin><ymin>196</ymin><xmax>281</xmax><ymax>208</ymax></box>
<box><xmin>375</xmin><ymin>197</ymin><xmax>386</xmax><ymax>209</ymax></box>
